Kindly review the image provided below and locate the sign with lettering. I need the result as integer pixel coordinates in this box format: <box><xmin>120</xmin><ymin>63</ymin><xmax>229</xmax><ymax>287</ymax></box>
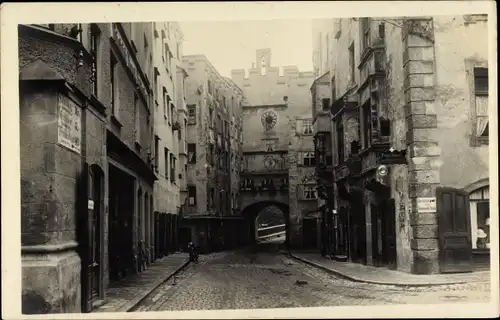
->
<box><xmin>417</xmin><ymin>197</ymin><xmax>437</xmax><ymax>213</ymax></box>
<box><xmin>88</xmin><ymin>199</ymin><xmax>94</xmax><ymax>210</ymax></box>
<box><xmin>57</xmin><ymin>98</ymin><xmax>81</xmax><ymax>154</ymax></box>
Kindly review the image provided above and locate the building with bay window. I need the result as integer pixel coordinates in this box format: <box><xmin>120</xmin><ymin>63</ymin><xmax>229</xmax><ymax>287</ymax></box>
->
<box><xmin>311</xmin><ymin>14</ymin><xmax>491</xmax><ymax>274</ymax></box>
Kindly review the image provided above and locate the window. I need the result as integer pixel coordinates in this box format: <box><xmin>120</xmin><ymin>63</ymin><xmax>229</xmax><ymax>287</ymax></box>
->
<box><xmin>336</xmin><ymin>119</ymin><xmax>345</xmax><ymax>164</ymax></box>
<box><xmin>166</xmin><ymin>95</ymin><xmax>171</xmax><ymax>122</ymax></box>
<box><xmin>470</xmin><ymin>186</ymin><xmax>490</xmax><ymax>250</ymax></box>
<box><xmin>303</xmin><ymin>185</ymin><xmax>317</xmax><ymax>200</ymax></box>
<box><xmin>208</xmin><ymin>143</ymin><xmax>214</xmax><ymax>165</ymax></box>
<box><xmin>362</xmin><ymin>101</ymin><xmax>371</xmax><ymax>149</ymax></box>
<box><xmin>110</xmin><ymin>53</ymin><xmax>119</xmax><ymax>117</ymax></box>
<box><xmin>134</xmin><ymin>93</ymin><xmax>140</xmax><ymax>144</ymax></box>
<box><xmin>360</xmin><ymin>18</ymin><xmax>371</xmax><ymax>52</ymax></box>
<box><xmin>208</xmin><ymin>187</ymin><xmax>215</xmax><ymax>210</ymax></box>
<box><xmin>153</xmin><ymin>136</ymin><xmax>160</xmax><ymax>170</ymax></box>
<box><xmin>170</xmin><ymin>154</ymin><xmax>175</xmax><ymax>183</ymax></box>
<box><xmin>264</xmin><ymin>139</ymin><xmax>277</xmax><ymax>152</ymax></box>
<box><xmin>170</xmin><ymin>103</ymin><xmax>175</xmax><ymax>126</ymax></box>
<box><xmin>154</xmin><ymin>69</ymin><xmax>159</xmax><ymax>102</ymax></box>
<box><xmin>474</xmin><ymin>68</ymin><xmax>489</xmax><ymax>138</ymax></box>
<box><xmin>162</xmin><ymin>88</ymin><xmax>167</xmax><ymax>119</ymax></box>
<box><xmin>89</xmin><ymin>24</ymin><xmax>100</xmax><ymax>98</ymax></box>
<box><xmin>188</xmin><ymin>186</ymin><xmax>196</xmax><ymax>206</ymax></box>
<box><xmin>164</xmin><ymin>147</ymin><xmax>169</xmax><ymax>178</ymax></box>
<box><xmin>301</xmin><ymin>119</ymin><xmax>313</xmax><ymax>135</ymax></box>
<box><xmin>188</xmin><ymin>104</ymin><xmax>196</xmax><ymax>124</ymax></box>
<box><xmin>303</xmin><ymin>152</ymin><xmax>316</xmax><ymax>167</ymax></box>
<box><xmin>187</xmin><ymin>144</ymin><xmax>196</xmax><ymax>164</ymax></box>
<box><xmin>331</xmin><ymin>76</ymin><xmax>336</xmax><ymax>100</ymax></box>
<box><xmin>208</xmin><ymin>108</ymin><xmax>214</xmax><ymax>128</ymax></box>
<box><xmin>322</xmin><ymin>98</ymin><xmax>331</xmax><ymax>111</ymax></box>
<box><xmin>348</xmin><ymin>42</ymin><xmax>355</xmax><ymax>83</ymax></box>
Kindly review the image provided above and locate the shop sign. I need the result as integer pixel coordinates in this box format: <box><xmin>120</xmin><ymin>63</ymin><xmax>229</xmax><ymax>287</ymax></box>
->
<box><xmin>417</xmin><ymin>197</ymin><xmax>437</xmax><ymax>213</ymax></box>
<box><xmin>57</xmin><ymin>98</ymin><xmax>81</xmax><ymax>154</ymax></box>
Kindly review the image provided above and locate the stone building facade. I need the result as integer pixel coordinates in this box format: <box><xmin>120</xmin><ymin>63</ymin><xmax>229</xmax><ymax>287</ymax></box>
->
<box><xmin>150</xmin><ymin>22</ymin><xmax>186</xmax><ymax>261</ymax></box>
<box><xmin>310</xmin><ymin>71</ymin><xmax>336</xmax><ymax>256</ymax></box>
<box><xmin>182</xmin><ymin>54</ymin><xmax>245</xmax><ymax>253</ymax></box>
<box><xmin>231</xmin><ymin>49</ymin><xmax>317</xmax><ymax>249</ymax></box>
<box><xmin>19</xmin><ymin>22</ymin><xmax>188</xmax><ymax>315</ymax></box>
<box><xmin>311</xmin><ymin>15</ymin><xmax>490</xmax><ymax>274</ymax></box>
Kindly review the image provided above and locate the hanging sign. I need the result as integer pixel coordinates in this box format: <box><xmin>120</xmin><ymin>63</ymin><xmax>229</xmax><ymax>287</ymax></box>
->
<box><xmin>57</xmin><ymin>98</ymin><xmax>81</xmax><ymax>154</ymax></box>
<box><xmin>417</xmin><ymin>197</ymin><xmax>437</xmax><ymax>213</ymax></box>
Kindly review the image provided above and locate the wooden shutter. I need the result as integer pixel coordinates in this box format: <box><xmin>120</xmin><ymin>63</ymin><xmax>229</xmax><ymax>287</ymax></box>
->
<box><xmin>437</xmin><ymin>187</ymin><xmax>473</xmax><ymax>273</ymax></box>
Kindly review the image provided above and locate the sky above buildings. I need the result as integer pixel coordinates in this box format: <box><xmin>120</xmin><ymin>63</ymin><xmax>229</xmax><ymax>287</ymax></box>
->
<box><xmin>180</xmin><ymin>19</ymin><xmax>314</xmax><ymax>77</ymax></box>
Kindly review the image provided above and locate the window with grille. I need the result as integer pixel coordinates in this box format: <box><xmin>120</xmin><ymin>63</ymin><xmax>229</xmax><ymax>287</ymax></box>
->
<box><xmin>303</xmin><ymin>185</ymin><xmax>318</xmax><ymax>200</ymax></box>
<box><xmin>188</xmin><ymin>186</ymin><xmax>196</xmax><ymax>206</ymax></box>
<box><xmin>474</xmin><ymin>68</ymin><xmax>489</xmax><ymax>138</ymax></box>
<box><xmin>187</xmin><ymin>144</ymin><xmax>196</xmax><ymax>164</ymax></box>
<box><xmin>301</xmin><ymin>119</ymin><xmax>313</xmax><ymax>135</ymax></box>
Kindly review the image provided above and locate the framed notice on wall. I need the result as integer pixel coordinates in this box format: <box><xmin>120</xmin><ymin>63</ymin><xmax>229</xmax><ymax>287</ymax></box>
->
<box><xmin>57</xmin><ymin>98</ymin><xmax>82</xmax><ymax>154</ymax></box>
<box><xmin>417</xmin><ymin>197</ymin><xmax>437</xmax><ymax>213</ymax></box>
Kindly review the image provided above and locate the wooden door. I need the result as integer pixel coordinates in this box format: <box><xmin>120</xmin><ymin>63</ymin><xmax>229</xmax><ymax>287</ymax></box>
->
<box><xmin>382</xmin><ymin>199</ymin><xmax>397</xmax><ymax>270</ymax></box>
<box><xmin>437</xmin><ymin>188</ymin><xmax>473</xmax><ymax>273</ymax></box>
<box><xmin>81</xmin><ymin>164</ymin><xmax>102</xmax><ymax>311</ymax></box>
<box><xmin>90</xmin><ymin>166</ymin><xmax>102</xmax><ymax>299</ymax></box>
<box><xmin>371</xmin><ymin>204</ymin><xmax>382</xmax><ymax>266</ymax></box>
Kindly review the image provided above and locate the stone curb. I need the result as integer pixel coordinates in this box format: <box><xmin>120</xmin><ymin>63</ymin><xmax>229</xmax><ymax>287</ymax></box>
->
<box><xmin>289</xmin><ymin>253</ymin><xmax>475</xmax><ymax>287</ymax></box>
<box><xmin>122</xmin><ymin>258</ymin><xmax>191</xmax><ymax>312</ymax></box>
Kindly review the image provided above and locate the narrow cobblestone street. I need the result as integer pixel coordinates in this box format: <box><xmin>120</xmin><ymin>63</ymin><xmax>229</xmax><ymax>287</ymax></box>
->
<box><xmin>131</xmin><ymin>241</ymin><xmax>491</xmax><ymax>312</ymax></box>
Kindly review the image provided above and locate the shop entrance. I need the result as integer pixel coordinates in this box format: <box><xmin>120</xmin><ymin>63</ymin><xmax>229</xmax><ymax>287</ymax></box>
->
<box><xmin>108</xmin><ymin>164</ymin><xmax>135</xmax><ymax>283</ymax></box>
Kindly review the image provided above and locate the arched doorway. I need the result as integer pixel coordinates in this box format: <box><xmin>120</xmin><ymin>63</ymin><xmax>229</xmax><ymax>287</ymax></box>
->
<box><xmin>241</xmin><ymin>201</ymin><xmax>290</xmax><ymax>247</ymax></box>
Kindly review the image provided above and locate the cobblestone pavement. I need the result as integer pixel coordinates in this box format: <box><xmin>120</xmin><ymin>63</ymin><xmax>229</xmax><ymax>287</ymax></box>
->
<box><xmin>132</xmin><ymin>243</ymin><xmax>491</xmax><ymax>312</ymax></box>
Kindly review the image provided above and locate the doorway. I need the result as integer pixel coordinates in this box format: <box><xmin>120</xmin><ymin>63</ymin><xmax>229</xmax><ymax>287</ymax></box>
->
<box><xmin>437</xmin><ymin>187</ymin><xmax>473</xmax><ymax>273</ymax></box>
<box><xmin>108</xmin><ymin>164</ymin><xmax>135</xmax><ymax>283</ymax></box>
<box><xmin>82</xmin><ymin>164</ymin><xmax>104</xmax><ymax>311</ymax></box>
<box><xmin>350</xmin><ymin>197</ymin><xmax>367</xmax><ymax>264</ymax></box>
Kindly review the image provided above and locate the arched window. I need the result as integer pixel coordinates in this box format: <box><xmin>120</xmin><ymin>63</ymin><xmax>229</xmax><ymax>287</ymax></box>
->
<box><xmin>469</xmin><ymin>186</ymin><xmax>490</xmax><ymax>250</ymax></box>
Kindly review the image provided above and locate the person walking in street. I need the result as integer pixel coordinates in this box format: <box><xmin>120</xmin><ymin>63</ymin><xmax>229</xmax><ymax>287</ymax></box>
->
<box><xmin>188</xmin><ymin>241</ymin><xmax>199</xmax><ymax>263</ymax></box>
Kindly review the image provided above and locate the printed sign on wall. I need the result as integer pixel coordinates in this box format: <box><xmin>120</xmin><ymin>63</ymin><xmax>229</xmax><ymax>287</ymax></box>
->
<box><xmin>57</xmin><ymin>98</ymin><xmax>81</xmax><ymax>154</ymax></box>
<box><xmin>417</xmin><ymin>197</ymin><xmax>437</xmax><ymax>213</ymax></box>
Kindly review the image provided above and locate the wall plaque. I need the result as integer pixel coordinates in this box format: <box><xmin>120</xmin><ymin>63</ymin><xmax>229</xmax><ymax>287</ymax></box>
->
<box><xmin>417</xmin><ymin>197</ymin><xmax>437</xmax><ymax>213</ymax></box>
<box><xmin>58</xmin><ymin>98</ymin><xmax>81</xmax><ymax>154</ymax></box>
